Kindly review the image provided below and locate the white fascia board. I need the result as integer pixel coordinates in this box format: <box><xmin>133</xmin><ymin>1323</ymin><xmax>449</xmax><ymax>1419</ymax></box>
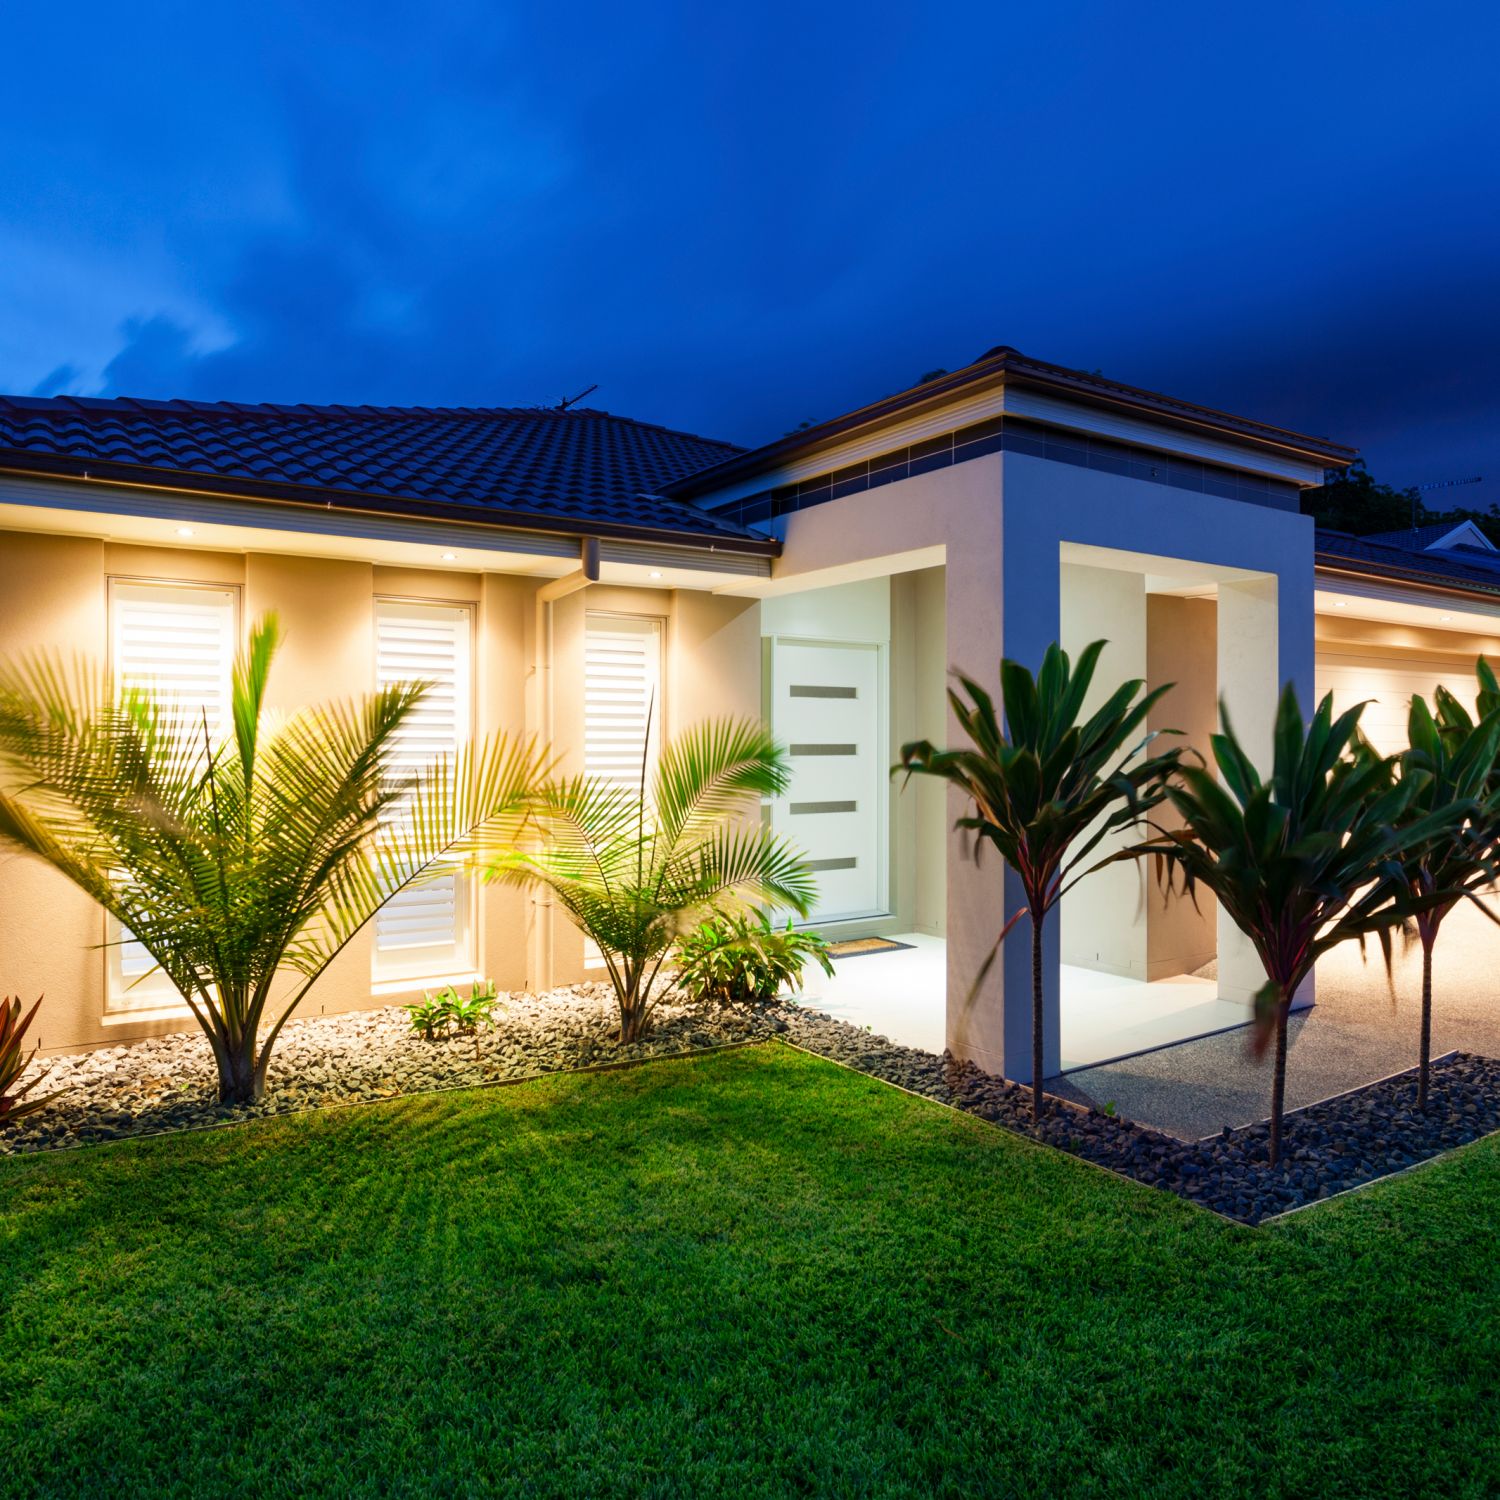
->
<box><xmin>0</xmin><ymin>473</ymin><xmax>769</xmax><ymax>579</ymax></box>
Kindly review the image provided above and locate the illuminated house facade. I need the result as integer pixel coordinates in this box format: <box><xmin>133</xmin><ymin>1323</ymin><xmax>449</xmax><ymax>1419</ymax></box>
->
<box><xmin>1</xmin><ymin>346</ymin><xmax>1491</xmax><ymax>1076</ymax></box>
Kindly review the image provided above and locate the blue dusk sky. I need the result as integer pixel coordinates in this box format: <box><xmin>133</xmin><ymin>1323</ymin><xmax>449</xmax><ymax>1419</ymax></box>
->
<box><xmin>2</xmin><ymin>1</ymin><xmax>1497</xmax><ymax>505</ymax></box>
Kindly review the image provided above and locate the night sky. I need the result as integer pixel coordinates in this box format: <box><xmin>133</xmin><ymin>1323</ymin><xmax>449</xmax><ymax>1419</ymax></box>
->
<box><xmin>4</xmin><ymin>2</ymin><xmax>1497</xmax><ymax>507</ymax></box>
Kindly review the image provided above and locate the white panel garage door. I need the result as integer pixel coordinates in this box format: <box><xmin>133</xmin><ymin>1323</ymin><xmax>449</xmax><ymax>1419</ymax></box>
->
<box><xmin>769</xmin><ymin>640</ymin><xmax>884</xmax><ymax>922</ymax></box>
<box><xmin>1316</xmin><ymin>635</ymin><xmax>1479</xmax><ymax>756</ymax></box>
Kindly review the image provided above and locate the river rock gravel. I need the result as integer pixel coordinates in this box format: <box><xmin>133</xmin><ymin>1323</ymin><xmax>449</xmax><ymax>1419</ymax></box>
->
<box><xmin>6</xmin><ymin>991</ymin><xmax>1498</xmax><ymax>1226</ymax></box>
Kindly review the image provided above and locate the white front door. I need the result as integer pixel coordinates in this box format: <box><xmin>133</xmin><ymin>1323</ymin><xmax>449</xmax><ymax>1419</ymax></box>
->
<box><xmin>769</xmin><ymin>639</ymin><xmax>885</xmax><ymax>922</ymax></box>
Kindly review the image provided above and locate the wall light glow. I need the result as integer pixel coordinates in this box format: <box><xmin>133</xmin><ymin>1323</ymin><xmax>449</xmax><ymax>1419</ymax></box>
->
<box><xmin>176</xmin><ymin>526</ymin><xmax>194</xmax><ymax>538</ymax></box>
<box><xmin>441</xmin><ymin>552</ymin><xmax>457</xmax><ymax>562</ymax></box>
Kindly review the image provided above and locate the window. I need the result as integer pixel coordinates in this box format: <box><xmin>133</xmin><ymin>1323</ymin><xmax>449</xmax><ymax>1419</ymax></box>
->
<box><xmin>582</xmin><ymin>614</ymin><xmax>663</xmax><ymax>967</ymax></box>
<box><xmin>373</xmin><ymin>600</ymin><xmax>475</xmax><ymax>982</ymax></box>
<box><xmin>106</xmin><ymin>580</ymin><xmax>238</xmax><ymax>1013</ymax></box>
<box><xmin>584</xmin><ymin>613</ymin><xmax>663</xmax><ymax>788</ymax></box>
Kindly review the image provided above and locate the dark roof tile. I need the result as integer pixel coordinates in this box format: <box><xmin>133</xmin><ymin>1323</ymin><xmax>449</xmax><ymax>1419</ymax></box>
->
<box><xmin>0</xmin><ymin>395</ymin><xmax>753</xmax><ymax>543</ymax></box>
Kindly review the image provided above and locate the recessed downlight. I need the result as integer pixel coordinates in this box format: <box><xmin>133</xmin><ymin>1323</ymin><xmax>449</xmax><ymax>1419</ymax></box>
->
<box><xmin>648</xmin><ymin>570</ymin><xmax>663</xmax><ymax>579</ymax></box>
<box><xmin>176</xmin><ymin>526</ymin><xmax>194</xmax><ymax>538</ymax></box>
<box><xmin>1441</xmin><ymin>615</ymin><xmax>1452</xmax><ymax>623</ymax></box>
<box><xmin>1333</xmin><ymin>601</ymin><xmax>1346</xmax><ymax>608</ymax></box>
<box><xmin>441</xmin><ymin>552</ymin><xmax>457</xmax><ymax>562</ymax></box>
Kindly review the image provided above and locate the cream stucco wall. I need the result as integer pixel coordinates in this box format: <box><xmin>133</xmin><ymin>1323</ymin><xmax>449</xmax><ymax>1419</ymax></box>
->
<box><xmin>0</xmin><ymin>526</ymin><xmax>758</xmax><ymax>1054</ymax></box>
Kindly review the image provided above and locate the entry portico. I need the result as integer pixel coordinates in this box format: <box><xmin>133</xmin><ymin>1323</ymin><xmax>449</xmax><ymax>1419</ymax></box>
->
<box><xmin>678</xmin><ymin>348</ymin><xmax>1347</xmax><ymax>1081</ymax></box>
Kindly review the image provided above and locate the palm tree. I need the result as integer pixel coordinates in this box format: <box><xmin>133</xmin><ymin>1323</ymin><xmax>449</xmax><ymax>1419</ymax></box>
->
<box><xmin>0</xmin><ymin>617</ymin><xmax>549</xmax><ymax>1104</ymax></box>
<box><xmin>1399</xmin><ymin>687</ymin><xmax>1500</xmax><ymax>1108</ymax></box>
<box><xmin>488</xmin><ymin>715</ymin><xmax>815</xmax><ymax>1042</ymax></box>
<box><xmin>1136</xmin><ymin>687</ymin><xmax>1469</xmax><ymax>1165</ymax></box>
<box><xmin>898</xmin><ymin>641</ymin><xmax>1181</xmax><ymax>1121</ymax></box>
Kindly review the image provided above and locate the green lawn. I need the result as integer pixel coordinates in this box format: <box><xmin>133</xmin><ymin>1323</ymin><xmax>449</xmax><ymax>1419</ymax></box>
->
<box><xmin>2</xmin><ymin>1044</ymin><xmax>1496</xmax><ymax>1499</ymax></box>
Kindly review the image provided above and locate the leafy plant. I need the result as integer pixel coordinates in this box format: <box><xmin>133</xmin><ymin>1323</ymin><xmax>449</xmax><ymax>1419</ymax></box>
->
<box><xmin>489</xmin><ymin>716</ymin><xmax>815</xmax><ymax>1042</ymax></box>
<box><xmin>898</xmin><ymin>640</ymin><xmax>1181</xmax><ymax>1121</ymax></box>
<box><xmin>0</xmin><ymin>995</ymin><xmax>64</xmax><ymax>1124</ymax></box>
<box><xmin>0</xmin><ymin>618</ymin><xmax>550</xmax><ymax>1104</ymax></box>
<box><xmin>1133</xmin><ymin>686</ymin><xmax>1470</xmax><ymax>1165</ymax></box>
<box><xmin>675</xmin><ymin>910</ymin><xmax>834</xmax><ymax>1007</ymax></box>
<box><xmin>1398</xmin><ymin>677</ymin><xmax>1500</xmax><ymax>1107</ymax></box>
<box><xmin>406</xmin><ymin>980</ymin><xmax>499</xmax><ymax>1051</ymax></box>
<box><xmin>406</xmin><ymin>991</ymin><xmax>453</xmax><ymax>1042</ymax></box>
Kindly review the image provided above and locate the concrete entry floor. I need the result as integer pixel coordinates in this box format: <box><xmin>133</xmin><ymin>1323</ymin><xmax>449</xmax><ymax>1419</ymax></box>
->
<box><xmin>795</xmin><ymin>935</ymin><xmax>1254</xmax><ymax>1070</ymax></box>
<box><xmin>1055</xmin><ymin>901</ymin><xmax>1500</xmax><ymax>1139</ymax></box>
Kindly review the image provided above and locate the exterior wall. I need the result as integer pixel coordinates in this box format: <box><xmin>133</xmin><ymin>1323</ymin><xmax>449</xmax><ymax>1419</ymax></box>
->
<box><xmin>0</xmin><ymin>526</ymin><xmax>752</xmax><ymax>1053</ymax></box>
<box><xmin>1059</xmin><ymin>562</ymin><xmax>1148</xmax><ymax>978</ymax></box>
<box><xmin>891</xmin><ymin>567</ymin><xmax>947</xmax><ymax>937</ymax></box>
<box><xmin>1145</xmin><ymin>595</ymin><xmax>1217</xmax><ymax>979</ymax></box>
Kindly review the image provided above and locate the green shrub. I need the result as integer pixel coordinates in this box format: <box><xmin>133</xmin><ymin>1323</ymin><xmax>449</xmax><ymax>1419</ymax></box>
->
<box><xmin>405</xmin><ymin>981</ymin><xmax>499</xmax><ymax>1041</ymax></box>
<box><xmin>674</xmin><ymin>911</ymin><xmax>833</xmax><ymax>1008</ymax></box>
<box><xmin>0</xmin><ymin>995</ymin><xmax>63</xmax><ymax>1124</ymax></box>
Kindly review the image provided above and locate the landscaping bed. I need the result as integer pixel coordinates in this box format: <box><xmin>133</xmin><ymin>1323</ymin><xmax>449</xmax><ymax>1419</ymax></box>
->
<box><xmin>11</xmin><ymin>990</ymin><xmax>1500</xmax><ymax>1226</ymax></box>
<box><xmin>784</xmin><ymin>1011</ymin><xmax>1500</xmax><ymax>1223</ymax></box>
<box><xmin>2</xmin><ymin>984</ymin><xmax>791</xmax><ymax>1155</ymax></box>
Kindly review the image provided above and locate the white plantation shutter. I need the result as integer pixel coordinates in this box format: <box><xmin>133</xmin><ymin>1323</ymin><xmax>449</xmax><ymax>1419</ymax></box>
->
<box><xmin>107</xmin><ymin>580</ymin><xmax>237</xmax><ymax>1011</ymax></box>
<box><xmin>373</xmin><ymin>600</ymin><xmax>474</xmax><ymax>980</ymax></box>
<box><xmin>583</xmin><ymin>614</ymin><xmax>663</xmax><ymax>967</ymax></box>
<box><xmin>585</xmin><ymin>614</ymin><xmax>663</xmax><ymax>788</ymax></box>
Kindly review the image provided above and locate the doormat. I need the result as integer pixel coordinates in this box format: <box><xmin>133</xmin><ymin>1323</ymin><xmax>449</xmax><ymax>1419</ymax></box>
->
<box><xmin>825</xmin><ymin>936</ymin><xmax>915</xmax><ymax>959</ymax></box>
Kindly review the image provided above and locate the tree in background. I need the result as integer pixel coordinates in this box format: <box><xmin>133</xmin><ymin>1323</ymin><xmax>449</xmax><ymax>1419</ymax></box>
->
<box><xmin>1302</xmin><ymin>458</ymin><xmax>1496</xmax><ymax>541</ymax></box>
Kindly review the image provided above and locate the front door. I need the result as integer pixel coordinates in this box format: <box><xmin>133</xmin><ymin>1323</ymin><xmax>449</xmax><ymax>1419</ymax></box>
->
<box><xmin>769</xmin><ymin>639</ymin><xmax>884</xmax><ymax>922</ymax></box>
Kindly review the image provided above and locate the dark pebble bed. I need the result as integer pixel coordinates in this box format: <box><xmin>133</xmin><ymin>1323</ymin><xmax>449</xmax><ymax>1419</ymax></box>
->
<box><xmin>784</xmin><ymin>1011</ymin><xmax>1500</xmax><ymax>1225</ymax></box>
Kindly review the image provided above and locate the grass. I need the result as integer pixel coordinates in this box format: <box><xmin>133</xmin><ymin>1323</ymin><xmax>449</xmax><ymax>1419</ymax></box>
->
<box><xmin>1</xmin><ymin>1042</ymin><xmax>1497</xmax><ymax>1499</ymax></box>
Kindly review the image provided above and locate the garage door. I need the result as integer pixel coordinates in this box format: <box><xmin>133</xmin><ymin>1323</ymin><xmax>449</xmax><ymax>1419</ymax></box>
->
<box><xmin>769</xmin><ymin>639</ymin><xmax>885</xmax><ymax>922</ymax></box>
<box><xmin>1316</xmin><ymin>636</ymin><xmax>1479</xmax><ymax>756</ymax></box>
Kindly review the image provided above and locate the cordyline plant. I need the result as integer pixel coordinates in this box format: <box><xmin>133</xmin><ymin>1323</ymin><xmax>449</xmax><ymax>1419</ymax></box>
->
<box><xmin>1131</xmin><ymin>686</ymin><xmax>1473</xmax><ymax>1166</ymax></box>
<box><xmin>0</xmin><ymin>995</ymin><xmax>64</xmax><ymax>1124</ymax></box>
<box><xmin>1397</xmin><ymin>681</ymin><xmax>1500</xmax><ymax>1108</ymax></box>
<box><xmin>898</xmin><ymin>640</ymin><xmax>1182</xmax><ymax>1121</ymax></box>
<box><xmin>489</xmin><ymin>715</ymin><xmax>816</xmax><ymax>1042</ymax></box>
<box><xmin>0</xmin><ymin>617</ymin><xmax>550</xmax><ymax>1105</ymax></box>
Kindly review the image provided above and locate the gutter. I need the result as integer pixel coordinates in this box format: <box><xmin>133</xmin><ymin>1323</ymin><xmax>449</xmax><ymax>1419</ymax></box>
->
<box><xmin>0</xmin><ymin>451</ymin><xmax>781</xmax><ymax>558</ymax></box>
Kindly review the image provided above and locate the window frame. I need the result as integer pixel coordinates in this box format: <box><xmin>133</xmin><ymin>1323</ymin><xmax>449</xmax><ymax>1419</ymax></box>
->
<box><xmin>103</xmin><ymin>575</ymin><xmax>241</xmax><ymax>1016</ymax></box>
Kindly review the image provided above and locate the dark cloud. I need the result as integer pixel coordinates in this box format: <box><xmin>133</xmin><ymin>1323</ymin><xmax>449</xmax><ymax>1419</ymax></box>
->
<box><xmin>7</xmin><ymin>1</ymin><xmax>1498</xmax><ymax>507</ymax></box>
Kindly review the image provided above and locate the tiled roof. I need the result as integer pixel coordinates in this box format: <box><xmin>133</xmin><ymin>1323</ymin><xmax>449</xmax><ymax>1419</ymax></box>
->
<box><xmin>1363</xmin><ymin>520</ymin><xmax>1496</xmax><ymax>553</ymax></box>
<box><xmin>0</xmin><ymin>395</ymin><xmax>764</xmax><ymax>547</ymax></box>
<box><xmin>1317</xmin><ymin>529</ymin><xmax>1500</xmax><ymax>598</ymax></box>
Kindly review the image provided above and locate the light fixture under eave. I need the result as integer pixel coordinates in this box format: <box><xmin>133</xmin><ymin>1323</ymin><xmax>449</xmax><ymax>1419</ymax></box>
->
<box><xmin>441</xmin><ymin>552</ymin><xmax>457</xmax><ymax>562</ymax></box>
<box><xmin>648</xmin><ymin>570</ymin><xmax>663</xmax><ymax>579</ymax></box>
<box><xmin>175</xmin><ymin>526</ymin><xmax>194</xmax><ymax>538</ymax></box>
<box><xmin>1333</xmin><ymin>600</ymin><xmax>1346</xmax><ymax>608</ymax></box>
<box><xmin>1441</xmin><ymin>615</ymin><xmax>1453</xmax><ymax>623</ymax></box>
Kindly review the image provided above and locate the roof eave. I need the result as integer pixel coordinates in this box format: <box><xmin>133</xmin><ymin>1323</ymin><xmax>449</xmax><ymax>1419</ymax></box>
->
<box><xmin>0</xmin><ymin>451</ymin><xmax>781</xmax><ymax>558</ymax></box>
<box><xmin>1315</xmin><ymin>551</ymin><xmax>1500</xmax><ymax>603</ymax></box>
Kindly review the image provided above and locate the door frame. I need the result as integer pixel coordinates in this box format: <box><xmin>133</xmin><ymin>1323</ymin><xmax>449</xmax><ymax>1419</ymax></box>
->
<box><xmin>763</xmin><ymin>632</ymin><xmax>891</xmax><ymax>926</ymax></box>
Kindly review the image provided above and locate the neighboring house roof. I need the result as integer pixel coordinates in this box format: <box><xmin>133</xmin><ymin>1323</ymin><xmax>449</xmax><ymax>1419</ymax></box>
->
<box><xmin>1317</xmin><ymin>528</ymin><xmax>1500</xmax><ymax>599</ymax></box>
<box><xmin>665</xmin><ymin>344</ymin><xmax>1358</xmax><ymax>500</ymax></box>
<box><xmin>0</xmin><ymin>395</ymin><xmax>772</xmax><ymax>552</ymax></box>
<box><xmin>1363</xmin><ymin>519</ymin><xmax>1496</xmax><ymax>553</ymax></box>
